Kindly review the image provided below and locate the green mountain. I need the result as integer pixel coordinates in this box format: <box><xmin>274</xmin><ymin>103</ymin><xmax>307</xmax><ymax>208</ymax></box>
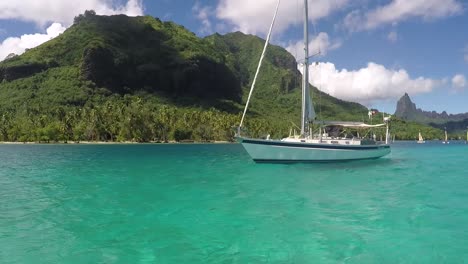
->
<box><xmin>0</xmin><ymin>12</ymin><xmax>437</xmax><ymax>142</ymax></box>
<box><xmin>1</xmin><ymin>12</ymin><xmax>241</xmax><ymax>104</ymax></box>
<box><xmin>205</xmin><ymin>31</ymin><xmax>373</xmax><ymax>122</ymax></box>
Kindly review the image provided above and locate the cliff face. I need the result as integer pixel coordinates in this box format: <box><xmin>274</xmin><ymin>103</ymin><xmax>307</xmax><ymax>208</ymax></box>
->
<box><xmin>394</xmin><ymin>93</ymin><xmax>418</xmax><ymax>120</ymax></box>
<box><xmin>0</xmin><ymin>12</ymin><xmax>372</xmax><ymax>127</ymax></box>
<box><xmin>394</xmin><ymin>93</ymin><xmax>468</xmax><ymax>132</ymax></box>
<box><xmin>0</xmin><ymin>13</ymin><xmax>444</xmax><ymax>142</ymax></box>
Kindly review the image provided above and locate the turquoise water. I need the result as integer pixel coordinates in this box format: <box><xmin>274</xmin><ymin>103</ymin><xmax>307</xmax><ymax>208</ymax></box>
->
<box><xmin>1</xmin><ymin>142</ymin><xmax>468</xmax><ymax>263</ymax></box>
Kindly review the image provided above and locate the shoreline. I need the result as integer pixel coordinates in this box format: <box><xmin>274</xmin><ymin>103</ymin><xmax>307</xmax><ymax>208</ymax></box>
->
<box><xmin>0</xmin><ymin>140</ymin><xmax>234</xmax><ymax>145</ymax></box>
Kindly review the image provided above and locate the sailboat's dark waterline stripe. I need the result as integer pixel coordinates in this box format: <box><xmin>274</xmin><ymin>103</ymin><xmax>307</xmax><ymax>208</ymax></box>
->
<box><xmin>253</xmin><ymin>157</ymin><xmax>382</xmax><ymax>163</ymax></box>
<box><xmin>242</xmin><ymin>139</ymin><xmax>390</xmax><ymax>150</ymax></box>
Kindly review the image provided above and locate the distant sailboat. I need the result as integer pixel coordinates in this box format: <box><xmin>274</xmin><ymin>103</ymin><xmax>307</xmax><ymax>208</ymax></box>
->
<box><xmin>417</xmin><ymin>131</ymin><xmax>425</xmax><ymax>144</ymax></box>
<box><xmin>442</xmin><ymin>128</ymin><xmax>449</xmax><ymax>144</ymax></box>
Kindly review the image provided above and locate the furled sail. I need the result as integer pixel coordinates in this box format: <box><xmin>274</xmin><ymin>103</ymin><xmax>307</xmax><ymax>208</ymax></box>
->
<box><xmin>305</xmin><ymin>85</ymin><xmax>316</xmax><ymax>121</ymax></box>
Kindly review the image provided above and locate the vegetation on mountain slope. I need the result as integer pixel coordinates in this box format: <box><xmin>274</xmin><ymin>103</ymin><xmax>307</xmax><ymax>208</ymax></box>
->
<box><xmin>0</xmin><ymin>12</ymin><xmax>442</xmax><ymax>142</ymax></box>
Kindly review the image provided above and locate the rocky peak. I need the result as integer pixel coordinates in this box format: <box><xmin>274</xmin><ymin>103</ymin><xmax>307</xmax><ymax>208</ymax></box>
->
<box><xmin>394</xmin><ymin>93</ymin><xmax>468</xmax><ymax>129</ymax></box>
<box><xmin>394</xmin><ymin>93</ymin><xmax>417</xmax><ymax>119</ymax></box>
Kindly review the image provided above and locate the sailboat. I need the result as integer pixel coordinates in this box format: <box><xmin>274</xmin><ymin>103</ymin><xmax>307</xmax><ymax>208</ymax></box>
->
<box><xmin>442</xmin><ymin>128</ymin><xmax>449</xmax><ymax>144</ymax></box>
<box><xmin>417</xmin><ymin>131</ymin><xmax>425</xmax><ymax>144</ymax></box>
<box><xmin>235</xmin><ymin>0</ymin><xmax>391</xmax><ymax>163</ymax></box>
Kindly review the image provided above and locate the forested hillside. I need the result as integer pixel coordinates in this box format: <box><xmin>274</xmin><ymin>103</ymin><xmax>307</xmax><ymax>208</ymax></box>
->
<box><xmin>0</xmin><ymin>12</ymin><xmax>439</xmax><ymax>142</ymax></box>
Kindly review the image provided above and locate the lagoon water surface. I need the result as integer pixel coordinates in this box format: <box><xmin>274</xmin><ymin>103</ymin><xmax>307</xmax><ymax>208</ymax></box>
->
<box><xmin>1</xmin><ymin>142</ymin><xmax>468</xmax><ymax>263</ymax></box>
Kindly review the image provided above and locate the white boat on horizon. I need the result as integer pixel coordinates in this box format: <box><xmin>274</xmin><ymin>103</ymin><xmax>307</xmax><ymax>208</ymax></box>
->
<box><xmin>443</xmin><ymin>128</ymin><xmax>449</xmax><ymax>144</ymax></box>
<box><xmin>235</xmin><ymin>0</ymin><xmax>391</xmax><ymax>163</ymax></box>
<box><xmin>417</xmin><ymin>131</ymin><xmax>425</xmax><ymax>144</ymax></box>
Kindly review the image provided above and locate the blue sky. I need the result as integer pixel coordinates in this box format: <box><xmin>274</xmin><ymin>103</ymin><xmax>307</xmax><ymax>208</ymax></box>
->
<box><xmin>1</xmin><ymin>0</ymin><xmax>467</xmax><ymax>114</ymax></box>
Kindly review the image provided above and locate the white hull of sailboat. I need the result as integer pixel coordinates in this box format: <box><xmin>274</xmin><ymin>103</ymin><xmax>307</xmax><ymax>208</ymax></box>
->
<box><xmin>240</xmin><ymin>138</ymin><xmax>390</xmax><ymax>162</ymax></box>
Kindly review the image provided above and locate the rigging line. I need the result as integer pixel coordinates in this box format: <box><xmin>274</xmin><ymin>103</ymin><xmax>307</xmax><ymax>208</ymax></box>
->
<box><xmin>318</xmin><ymin>61</ymin><xmax>323</xmax><ymax>121</ymax></box>
<box><xmin>307</xmin><ymin>11</ymin><xmax>323</xmax><ymax>123</ymax></box>
<box><xmin>292</xmin><ymin>0</ymin><xmax>299</xmax><ymax>106</ymax></box>
<box><xmin>296</xmin><ymin>0</ymin><xmax>300</xmax><ymax>31</ymax></box>
<box><xmin>294</xmin><ymin>0</ymin><xmax>299</xmax><ymax>90</ymax></box>
<box><xmin>311</xmin><ymin>20</ymin><xmax>318</xmax><ymax>38</ymax></box>
<box><xmin>310</xmin><ymin>20</ymin><xmax>323</xmax><ymax>122</ymax></box>
<box><xmin>290</xmin><ymin>120</ymin><xmax>300</xmax><ymax>130</ymax></box>
<box><xmin>239</xmin><ymin>0</ymin><xmax>281</xmax><ymax>128</ymax></box>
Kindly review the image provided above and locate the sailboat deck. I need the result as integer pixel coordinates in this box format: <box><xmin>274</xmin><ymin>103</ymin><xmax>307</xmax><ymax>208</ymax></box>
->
<box><xmin>281</xmin><ymin>137</ymin><xmax>379</xmax><ymax>146</ymax></box>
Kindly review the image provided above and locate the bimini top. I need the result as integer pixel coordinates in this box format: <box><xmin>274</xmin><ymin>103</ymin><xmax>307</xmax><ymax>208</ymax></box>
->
<box><xmin>319</xmin><ymin>121</ymin><xmax>386</xmax><ymax>128</ymax></box>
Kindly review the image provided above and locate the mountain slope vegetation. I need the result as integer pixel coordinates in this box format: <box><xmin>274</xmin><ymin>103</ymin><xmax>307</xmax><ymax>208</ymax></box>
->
<box><xmin>0</xmin><ymin>12</ymin><xmax>438</xmax><ymax>142</ymax></box>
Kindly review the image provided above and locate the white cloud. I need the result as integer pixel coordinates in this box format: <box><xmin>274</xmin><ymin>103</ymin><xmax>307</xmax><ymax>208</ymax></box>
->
<box><xmin>452</xmin><ymin>74</ymin><xmax>466</xmax><ymax>91</ymax></box>
<box><xmin>387</xmin><ymin>31</ymin><xmax>398</xmax><ymax>43</ymax></box>
<box><xmin>0</xmin><ymin>0</ymin><xmax>143</xmax><ymax>27</ymax></box>
<box><xmin>0</xmin><ymin>23</ymin><xmax>66</xmax><ymax>61</ymax></box>
<box><xmin>345</xmin><ymin>0</ymin><xmax>462</xmax><ymax>31</ymax></box>
<box><xmin>0</xmin><ymin>0</ymin><xmax>143</xmax><ymax>61</ymax></box>
<box><xmin>307</xmin><ymin>62</ymin><xmax>443</xmax><ymax>106</ymax></box>
<box><xmin>286</xmin><ymin>32</ymin><xmax>341</xmax><ymax>58</ymax></box>
<box><xmin>193</xmin><ymin>2</ymin><xmax>214</xmax><ymax>34</ymax></box>
<box><xmin>343</xmin><ymin>10</ymin><xmax>363</xmax><ymax>32</ymax></box>
<box><xmin>216</xmin><ymin>0</ymin><xmax>349</xmax><ymax>35</ymax></box>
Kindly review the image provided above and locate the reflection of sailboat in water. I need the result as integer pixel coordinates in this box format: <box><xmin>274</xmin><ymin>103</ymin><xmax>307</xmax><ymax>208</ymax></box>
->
<box><xmin>442</xmin><ymin>128</ymin><xmax>449</xmax><ymax>144</ymax></box>
<box><xmin>235</xmin><ymin>0</ymin><xmax>391</xmax><ymax>162</ymax></box>
<box><xmin>417</xmin><ymin>131</ymin><xmax>425</xmax><ymax>144</ymax></box>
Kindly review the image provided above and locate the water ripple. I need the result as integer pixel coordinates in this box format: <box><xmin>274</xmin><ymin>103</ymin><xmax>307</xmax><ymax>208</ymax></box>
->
<box><xmin>0</xmin><ymin>143</ymin><xmax>468</xmax><ymax>263</ymax></box>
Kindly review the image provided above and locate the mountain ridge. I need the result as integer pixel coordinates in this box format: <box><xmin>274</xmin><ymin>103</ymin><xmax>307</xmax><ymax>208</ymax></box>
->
<box><xmin>0</xmin><ymin>12</ymin><xmax>441</xmax><ymax>141</ymax></box>
<box><xmin>394</xmin><ymin>93</ymin><xmax>468</xmax><ymax>133</ymax></box>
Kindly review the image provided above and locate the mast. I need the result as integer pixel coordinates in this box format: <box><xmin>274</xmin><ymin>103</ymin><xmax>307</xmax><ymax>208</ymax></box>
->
<box><xmin>301</xmin><ymin>0</ymin><xmax>309</xmax><ymax>136</ymax></box>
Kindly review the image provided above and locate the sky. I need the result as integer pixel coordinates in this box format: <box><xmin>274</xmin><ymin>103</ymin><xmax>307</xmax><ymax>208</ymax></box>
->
<box><xmin>0</xmin><ymin>0</ymin><xmax>467</xmax><ymax>114</ymax></box>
